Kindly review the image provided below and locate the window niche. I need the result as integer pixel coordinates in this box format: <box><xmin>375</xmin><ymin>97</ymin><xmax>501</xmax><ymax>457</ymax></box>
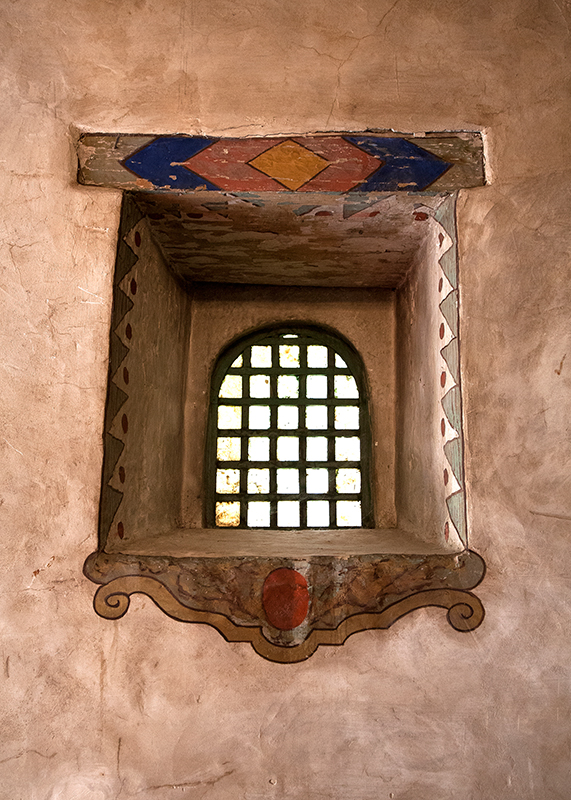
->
<box><xmin>81</xmin><ymin>132</ymin><xmax>486</xmax><ymax>662</ymax></box>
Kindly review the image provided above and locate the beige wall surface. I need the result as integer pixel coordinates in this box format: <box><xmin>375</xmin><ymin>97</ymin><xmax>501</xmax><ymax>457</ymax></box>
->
<box><xmin>1</xmin><ymin>1</ymin><xmax>570</xmax><ymax>798</ymax></box>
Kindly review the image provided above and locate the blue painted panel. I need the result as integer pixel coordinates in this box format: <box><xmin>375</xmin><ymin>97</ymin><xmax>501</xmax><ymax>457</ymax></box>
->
<box><xmin>342</xmin><ymin>198</ymin><xmax>384</xmax><ymax>218</ymax></box>
<box><xmin>292</xmin><ymin>205</ymin><xmax>319</xmax><ymax>216</ymax></box>
<box><xmin>435</xmin><ymin>199</ymin><xmax>458</xmax><ymax>287</ymax></box>
<box><xmin>344</xmin><ymin>137</ymin><xmax>451</xmax><ymax>192</ymax></box>
<box><xmin>441</xmin><ymin>338</ymin><xmax>460</xmax><ymax>384</ymax></box>
<box><xmin>123</xmin><ymin>137</ymin><xmax>219</xmax><ymax>190</ymax></box>
<box><xmin>439</xmin><ymin>290</ymin><xmax>458</xmax><ymax>337</ymax></box>
<box><xmin>439</xmin><ymin>246</ymin><xmax>458</xmax><ymax>289</ymax></box>
<box><xmin>441</xmin><ymin>386</ymin><xmax>462</xmax><ymax>433</ymax></box>
<box><xmin>444</xmin><ymin>437</ymin><xmax>464</xmax><ymax>484</ymax></box>
<box><xmin>446</xmin><ymin>490</ymin><xmax>467</xmax><ymax>545</ymax></box>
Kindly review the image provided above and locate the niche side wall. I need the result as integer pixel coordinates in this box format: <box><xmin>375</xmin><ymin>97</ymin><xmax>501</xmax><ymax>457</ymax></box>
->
<box><xmin>100</xmin><ymin>198</ymin><xmax>191</xmax><ymax>552</ymax></box>
<box><xmin>396</xmin><ymin>197</ymin><xmax>464</xmax><ymax>550</ymax></box>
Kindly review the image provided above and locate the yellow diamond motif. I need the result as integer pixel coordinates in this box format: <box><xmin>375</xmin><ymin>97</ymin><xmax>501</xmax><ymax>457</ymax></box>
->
<box><xmin>249</xmin><ymin>140</ymin><xmax>329</xmax><ymax>191</ymax></box>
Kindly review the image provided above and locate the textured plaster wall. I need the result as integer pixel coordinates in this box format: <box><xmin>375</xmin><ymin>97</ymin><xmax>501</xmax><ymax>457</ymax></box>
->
<box><xmin>1</xmin><ymin>1</ymin><xmax>570</xmax><ymax>798</ymax></box>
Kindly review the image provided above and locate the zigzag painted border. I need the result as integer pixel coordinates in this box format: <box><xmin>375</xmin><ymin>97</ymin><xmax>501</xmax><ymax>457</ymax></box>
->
<box><xmin>434</xmin><ymin>197</ymin><xmax>468</xmax><ymax>546</ymax></box>
<box><xmin>98</xmin><ymin>195</ymin><xmax>143</xmax><ymax>550</ymax></box>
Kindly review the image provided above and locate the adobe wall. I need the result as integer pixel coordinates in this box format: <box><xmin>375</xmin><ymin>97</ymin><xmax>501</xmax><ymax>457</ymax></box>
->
<box><xmin>1</xmin><ymin>1</ymin><xmax>569</xmax><ymax>797</ymax></box>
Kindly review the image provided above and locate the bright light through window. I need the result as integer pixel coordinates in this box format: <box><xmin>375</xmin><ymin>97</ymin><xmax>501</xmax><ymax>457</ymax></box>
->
<box><xmin>210</xmin><ymin>328</ymin><xmax>371</xmax><ymax>529</ymax></box>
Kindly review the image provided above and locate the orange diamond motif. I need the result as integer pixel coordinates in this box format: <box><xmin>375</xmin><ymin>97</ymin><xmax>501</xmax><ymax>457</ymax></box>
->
<box><xmin>248</xmin><ymin>140</ymin><xmax>329</xmax><ymax>191</ymax></box>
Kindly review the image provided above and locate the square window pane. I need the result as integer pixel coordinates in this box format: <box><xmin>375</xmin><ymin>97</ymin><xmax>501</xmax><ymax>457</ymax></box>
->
<box><xmin>279</xmin><ymin>344</ymin><xmax>299</xmax><ymax>368</ymax></box>
<box><xmin>307</xmin><ymin>345</ymin><xmax>328</xmax><ymax>367</ymax></box>
<box><xmin>306</xmin><ymin>375</ymin><xmax>328</xmax><ymax>398</ymax></box>
<box><xmin>216</xmin><ymin>469</ymin><xmax>240</xmax><ymax>494</ymax></box>
<box><xmin>277</xmin><ymin>436</ymin><xmax>299</xmax><ymax>461</ymax></box>
<box><xmin>277</xmin><ymin>501</ymin><xmax>300</xmax><ymax>527</ymax></box>
<box><xmin>335</xmin><ymin>436</ymin><xmax>360</xmax><ymax>461</ymax></box>
<box><xmin>219</xmin><ymin>375</ymin><xmax>242</xmax><ymax>398</ymax></box>
<box><xmin>277</xmin><ymin>468</ymin><xmax>299</xmax><ymax>493</ymax></box>
<box><xmin>248</xmin><ymin>501</ymin><xmax>270</xmax><ymax>527</ymax></box>
<box><xmin>307</xmin><ymin>436</ymin><xmax>328</xmax><ymax>461</ymax></box>
<box><xmin>250</xmin><ymin>374</ymin><xmax>271</xmax><ymax>397</ymax></box>
<box><xmin>278</xmin><ymin>406</ymin><xmax>298</xmax><ymax>429</ymax></box>
<box><xmin>247</xmin><ymin>469</ymin><xmax>270</xmax><ymax>494</ymax></box>
<box><xmin>278</xmin><ymin>375</ymin><xmax>299</xmax><ymax>398</ymax></box>
<box><xmin>251</xmin><ymin>346</ymin><xmax>272</xmax><ymax>367</ymax></box>
<box><xmin>334</xmin><ymin>406</ymin><xmax>359</xmax><ymax>429</ymax></box>
<box><xmin>307</xmin><ymin>501</ymin><xmax>329</xmax><ymax>527</ymax></box>
<box><xmin>217</xmin><ymin>437</ymin><xmax>241</xmax><ymax>461</ymax></box>
<box><xmin>306</xmin><ymin>405</ymin><xmax>328</xmax><ymax>429</ymax></box>
<box><xmin>248</xmin><ymin>437</ymin><xmax>270</xmax><ymax>461</ymax></box>
<box><xmin>231</xmin><ymin>354</ymin><xmax>243</xmax><ymax>368</ymax></box>
<box><xmin>334</xmin><ymin>375</ymin><xmax>358</xmax><ymax>399</ymax></box>
<box><xmin>306</xmin><ymin>468</ymin><xmax>329</xmax><ymax>494</ymax></box>
<box><xmin>216</xmin><ymin>501</ymin><xmax>240</xmax><ymax>527</ymax></box>
<box><xmin>248</xmin><ymin>405</ymin><xmax>270</xmax><ymax>429</ymax></box>
<box><xmin>336</xmin><ymin>500</ymin><xmax>361</xmax><ymax>527</ymax></box>
<box><xmin>218</xmin><ymin>406</ymin><xmax>241</xmax><ymax>429</ymax></box>
<box><xmin>336</xmin><ymin>468</ymin><xmax>361</xmax><ymax>493</ymax></box>
<box><xmin>335</xmin><ymin>354</ymin><xmax>347</xmax><ymax>368</ymax></box>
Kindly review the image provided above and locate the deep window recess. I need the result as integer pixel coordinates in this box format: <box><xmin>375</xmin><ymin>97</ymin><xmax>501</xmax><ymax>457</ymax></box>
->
<box><xmin>206</xmin><ymin>326</ymin><xmax>373</xmax><ymax>529</ymax></box>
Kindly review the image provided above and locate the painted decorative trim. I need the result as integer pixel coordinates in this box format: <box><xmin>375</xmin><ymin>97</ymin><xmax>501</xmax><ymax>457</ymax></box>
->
<box><xmin>434</xmin><ymin>198</ymin><xmax>468</xmax><ymax>546</ymax></box>
<box><xmin>84</xmin><ymin>548</ymin><xmax>485</xmax><ymax>664</ymax></box>
<box><xmin>98</xmin><ymin>195</ymin><xmax>143</xmax><ymax>551</ymax></box>
<box><xmin>92</xmin><ymin>575</ymin><xmax>484</xmax><ymax>663</ymax></box>
<box><xmin>77</xmin><ymin>132</ymin><xmax>484</xmax><ymax>194</ymax></box>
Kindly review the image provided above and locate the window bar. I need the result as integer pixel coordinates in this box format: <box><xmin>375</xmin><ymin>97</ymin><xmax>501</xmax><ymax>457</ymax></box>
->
<box><xmin>299</xmin><ymin>339</ymin><xmax>308</xmax><ymax>528</ymax></box>
<box><xmin>269</xmin><ymin>341</ymin><xmax>278</xmax><ymax>528</ymax></box>
<box><xmin>327</xmin><ymin>345</ymin><xmax>336</xmax><ymax>528</ymax></box>
<box><xmin>239</xmin><ymin>345</ymin><xmax>251</xmax><ymax>527</ymax></box>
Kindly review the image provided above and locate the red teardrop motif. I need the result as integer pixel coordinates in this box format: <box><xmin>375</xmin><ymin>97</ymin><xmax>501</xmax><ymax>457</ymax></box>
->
<box><xmin>262</xmin><ymin>568</ymin><xmax>310</xmax><ymax>631</ymax></box>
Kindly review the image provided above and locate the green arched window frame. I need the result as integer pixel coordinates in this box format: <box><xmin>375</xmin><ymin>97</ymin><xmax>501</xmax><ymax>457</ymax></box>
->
<box><xmin>205</xmin><ymin>324</ymin><xmax>374</xmax><ymax>530</ymax></box>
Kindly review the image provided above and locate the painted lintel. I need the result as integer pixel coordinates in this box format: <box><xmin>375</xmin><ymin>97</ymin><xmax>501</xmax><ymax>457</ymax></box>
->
<box><xmin>77</xmin><ymin>131</ymin><xmax>484</xmax><ymax>194</ymax></box>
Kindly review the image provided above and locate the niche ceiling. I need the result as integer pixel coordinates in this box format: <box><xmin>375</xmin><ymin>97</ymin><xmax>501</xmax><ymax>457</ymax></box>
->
<box><xmin>133</xmin><ymin>191</ymin><xmax>436</xmax><ymax>287</ymax></box>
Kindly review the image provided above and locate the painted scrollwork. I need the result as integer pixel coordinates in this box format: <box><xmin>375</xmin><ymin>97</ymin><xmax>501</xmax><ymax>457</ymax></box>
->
<box><xmin>92</xmin><ymin>574</ymin><xmax>485</xmax><ymax>664</ymax></box>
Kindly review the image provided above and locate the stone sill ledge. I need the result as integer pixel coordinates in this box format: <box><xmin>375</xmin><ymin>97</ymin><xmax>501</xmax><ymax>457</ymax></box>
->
<box><xmin>104</xmin><ymin>527</ymin><xmax>462</xmax><ymax>559</ymax></box>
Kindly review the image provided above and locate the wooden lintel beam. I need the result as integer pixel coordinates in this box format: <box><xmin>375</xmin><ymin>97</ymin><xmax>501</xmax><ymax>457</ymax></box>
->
<box><xmin>77</xmin><ymin>131</ymin><xmax>484</xmax><ymax>194</ymax></box>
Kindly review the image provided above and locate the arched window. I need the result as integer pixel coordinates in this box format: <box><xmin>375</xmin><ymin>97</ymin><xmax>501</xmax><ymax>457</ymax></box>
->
<box><xmin>206</xmin><ymin>325</ymin><xmax>373</xmax><ymax>529</ymax></box>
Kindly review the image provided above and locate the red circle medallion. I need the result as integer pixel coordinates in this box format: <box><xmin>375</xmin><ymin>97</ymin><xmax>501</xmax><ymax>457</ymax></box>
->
<box><xmin>262</xmin><ymin>568</ymin><xmax>310</xmax><ymax>631</ymax></box>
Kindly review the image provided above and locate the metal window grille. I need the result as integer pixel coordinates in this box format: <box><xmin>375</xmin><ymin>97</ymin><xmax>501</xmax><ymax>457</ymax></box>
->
<box><xmin>206</xmin><ymin>326</ymin><xmax>373</xmax><ymax>529</ymax></box>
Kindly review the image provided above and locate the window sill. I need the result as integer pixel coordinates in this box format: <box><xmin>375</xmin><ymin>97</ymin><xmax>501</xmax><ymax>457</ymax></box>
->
<box><xmin>103</xmin><ymin>527</ymin><xmax>464</xmax><ymax>559</ymax></box>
